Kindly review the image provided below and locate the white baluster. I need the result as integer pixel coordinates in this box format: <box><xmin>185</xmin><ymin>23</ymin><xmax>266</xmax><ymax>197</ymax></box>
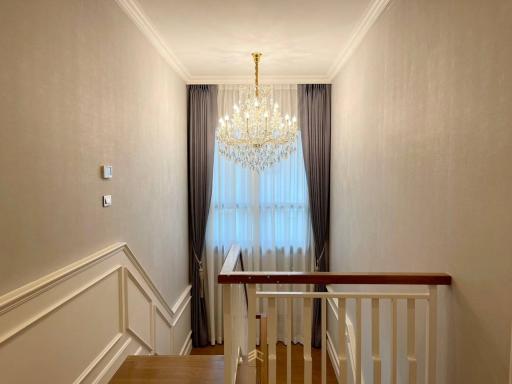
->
<box><xmin>427</xmin><ymin>286</ymin><xmax>437</xmax><ymax>384</ymax></box>
<box><xmin>407</xmin><ymin>299</ymin><xmax>417</xmax><ymax>384</ymax></box>
<box><xmin>391</xmin><ymin>298</ymin><xmax>397</xmax><ymax>384</ymax></box>
<box><xmin>247</xmin><ymin>284</ymin><xmax>257</xmax><ymax>384</ymax></box>
<box><xmin>286</xmin><ymin>298</ymin><xmax>292</xmax><ymax>384</ymax></box>
<box><xmin>338</xmin><ymin>298</ymin><xmax>348</xmax><ymax>384</ymax></box>
<box><xmin>372</xmin><ymin>298</ymin><xmax>381</xmax><ymax>384</ymax></box>
<box><xmin>223</xmin><ymin>284</ymin><xmax>233</xmax><ymax>384</ymax></box>
<box><xmin>303</xmin><ymin>297</ymin><xmax>313</xmax><ymax>384</ymax></box>
<box><xmin>356</xmin><ymin>298</ymin><xmax>362</xmax><ymax>384</ymax></box>
<box><xmin>321</xmin><ymin>298</ymin><xmax>327</xmax><ymax>384</ymax></box>
<box><xmin>268</xmin><ymin>297</ymin><xmax>277</xmax><ymax>384</ymax></box>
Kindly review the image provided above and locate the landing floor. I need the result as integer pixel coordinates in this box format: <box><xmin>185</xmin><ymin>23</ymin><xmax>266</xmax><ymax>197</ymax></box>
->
<box><xmin>192</xmin><ymin>343</ymin><xmax>338</xmax><ymax>383</ymax></box>
<box><xmin>109</xmin><ymin>355</ymin><xmax>224</xmax><ymax>383</ymax></box>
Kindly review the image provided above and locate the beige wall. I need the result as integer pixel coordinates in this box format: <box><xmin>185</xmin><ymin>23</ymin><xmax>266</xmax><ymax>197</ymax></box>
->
<box><xmin>0</xmin><ymin>0</ymin><xmax>188</xmax><ymax>306</ymax></box>
<box><xmin>330</xmin><ymin>0</ymin><xmax>512</xmax><ymax>382</ymax></box>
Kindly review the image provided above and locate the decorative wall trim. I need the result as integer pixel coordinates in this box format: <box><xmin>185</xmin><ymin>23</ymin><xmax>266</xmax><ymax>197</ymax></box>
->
<box><xmin>327</xmin><ymin>0</ymin><xmax>392</xmax><ymax>81</ymax></box>
<box><xmin>0</xmin><ymin>243</ymin><xmax>187</xmax><ymax>319</ymax></box>
<box><xmin>172</xmin><ymin>295</ymin><xmax>192</xmax><ymax>327</ymax></box>
<box><xmin>0</xmin><ymin>243</ymin><xmax>192</xmax><ymax>384</ymax></box>
<box><xmin>113</xmin><ymin>0</ymin><xmax>191</xmax><ymax>82</ymax></box>
<box><xmin>134</xmin><ymin>345</ymin><xmax>145</xmax><ymax>356</ymax></box>
<box><xmin>326</xmin><ymin>331</ymin><xmax>340</xmax><ymax>379</ymax></box>
<box><xmin>113</xmin><ymin>0</ymin><xmax>391</xmax><ymax>84</ymax></box>
<box><xmin>179</xmin><ymin>331</ymin><xmax>193</xmax><ymax>356</ymax></box>
<box><xmin>73</xmin><ymin>333</ymin><xmax>123</xmax><ymax>384</ymax></box>
<box><xmin>187</xmin><ymin>75</ymin><xmax>331</xmax><ymax>85</ymax></box>
<box><xmin>91</xmin><ymin>337</ymin><xmax>134</xmax><ymax>384</ymax></box>
<box><xmin>0</xmin><ymin>266</ymin><xmax>121</xmax><ymax>345</ymax></box>
<box><xmin>171</xmin><ymin>285</ymin><xmax>192</xmax><ymax>315</ymax></box>
<box><xmin>0</xmin><ymin>243</ymin><xmax>125</xmax><ymax>315</ymax></box>
<box><xmin>124</xmin><ymin>268</ymin><xmax>154</xmax><ymax>351</ymax></box>
<box><xmin>122</xmin><ymin>246</ymin><xmax>186</xmax><ymax>318</ymax></box>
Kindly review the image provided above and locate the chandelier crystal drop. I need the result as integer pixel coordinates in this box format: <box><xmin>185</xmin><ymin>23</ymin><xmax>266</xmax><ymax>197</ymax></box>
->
<box><xmin>216</xmin><ymin>52</ymin><xmax>299</xmax><ymax>172</ymax></box>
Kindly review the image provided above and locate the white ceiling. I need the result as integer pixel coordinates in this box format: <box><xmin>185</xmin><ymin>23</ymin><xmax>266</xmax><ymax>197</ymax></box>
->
<box><xmin>128</xmin><ymin>0</ymin><xmax>385</xmax><ymax>83</ymax></box>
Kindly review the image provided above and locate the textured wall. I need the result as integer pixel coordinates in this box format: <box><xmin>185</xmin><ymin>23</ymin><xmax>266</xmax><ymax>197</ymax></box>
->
<box><xmin>330</xmin><ymin>0</ymin><xmax>512</xmax><ymax>382</ymax></box>
<box><xmin>0</xmin><ymin>0</ymin><xmax>188</xmax><ymax>306</ymax></box>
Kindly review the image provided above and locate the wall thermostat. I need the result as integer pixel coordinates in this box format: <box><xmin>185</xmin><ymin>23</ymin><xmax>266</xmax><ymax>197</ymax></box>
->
<box><xmin>102</xmin><ymin>165</ymin><xmax>113</xmax><ymax>179</ymax></box>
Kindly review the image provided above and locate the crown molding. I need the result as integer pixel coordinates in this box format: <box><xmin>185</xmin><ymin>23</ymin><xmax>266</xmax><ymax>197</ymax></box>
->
<box><xmin>327</xmin><ymin>0</ymin><xmax>392</xmax><ymax>81</ymax></box>
<box><xmin>115</xmin><ymin>0</ymin><xmax>390</xmax><ymax>85</ymax></box>
<box><xmin>187</xmin><ymin>75</ymin><xmax>331</xmax><ymax>85</ymax></box>
<box><xmin>114</xmin><ymin>0</ymin><xmax>191</xmax><ymax>82</ymax></box>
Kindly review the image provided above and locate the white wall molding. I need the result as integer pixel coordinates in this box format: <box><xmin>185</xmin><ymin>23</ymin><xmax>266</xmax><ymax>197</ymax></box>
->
<box><xmin>327</xmin><ymin>0</ymin><xmax>392</xmax><ymax>81</ymax></box>
<box><xmin>0</xmin><ymin>243</ymin><xmax>192</xmax><ymax>384</ymax></box>
<box><xmin>113</xmin><ymin>0</ymin><xmax>391</xmax><ymax>85</ymax></box>
<box><xmin>326</xmin><ymin>331</ymin><xmax>340</xmax><ymax>379</ymax></box>
<box><xmin>124</xmin><ymin>268</ymin><xmax>154</xmax><ymax>351</ymax></box>
<box><xmin>171</xmin><ymin>284</ymin><xmax>192</xmax><ymax>315</ymax></box>
<box><xmin>91</xmin><ymin>337</ymin><xmax>135</xmax><ymax>384</ymax></box>
<box><xmin>172</xmin><ymin>295</ymin><xmax>192</xmax><ymax>327</ymax></box>
<box><xmin>113</xmin><ymin>0</ymin><xmax>191</xmax><ymax>82</ymax></box>
<box><xmin>0</xmin><ymin>243</ymin><xmax>188</xmax><ymax>320</ymax></box>
<box><xmin>0</xmin><ymin>243</ymin><xmax>125</xmax><ymax>315</ymax></box>
<box><xmin>73</xmin><ymin>333</ymin><xmax>123</xmax><ymax>384</ymax></box>
<box><xmin>179</xmin><ymin>331</ymin><xmax>193</xmax><ymax>356</ymax></box>
<box><xmin>187</xmin><ymin>75</ymin><xmax>331</xmax><ymax>85</ymax></box>
<box><xmin>0</xmin><ymin>266</ymin><xmax>122</xmax><ymax>345</ymax></box>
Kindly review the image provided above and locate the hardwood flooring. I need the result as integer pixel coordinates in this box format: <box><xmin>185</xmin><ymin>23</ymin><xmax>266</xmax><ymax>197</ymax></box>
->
<box><xmin>109</xmin><ymin>355</ymin><xmax>224</xmax><ymax>384</ymax></box>
<box><xmin>109</xmin><ymin>342</ymin><xmax>338</xmax><ymax>383</ymax></box>
<box><xmin>192</xmin><ymin>343</ymin><xmax>338</xmax><ymax>384</ymax></box>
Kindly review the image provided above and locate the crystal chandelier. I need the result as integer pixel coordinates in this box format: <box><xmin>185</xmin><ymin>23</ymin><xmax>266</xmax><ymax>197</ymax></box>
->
<box><xmin>216</xmin><ymin>53</ymin><xmax>299</xmax><ymax>172</ymax></box>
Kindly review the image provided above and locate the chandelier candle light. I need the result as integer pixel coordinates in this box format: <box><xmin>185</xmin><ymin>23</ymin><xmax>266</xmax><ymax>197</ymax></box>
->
<box><xmin>216</xmin><ymin>53</ymin><xmax>299</xmax><ymax>172</ymax></box>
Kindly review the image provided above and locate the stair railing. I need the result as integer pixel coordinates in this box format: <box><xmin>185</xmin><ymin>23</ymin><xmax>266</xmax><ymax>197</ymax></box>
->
<box><xmin>218</xmin><ymin>244</ymin><xmax>451</xmax><ymax>384</ymax></box>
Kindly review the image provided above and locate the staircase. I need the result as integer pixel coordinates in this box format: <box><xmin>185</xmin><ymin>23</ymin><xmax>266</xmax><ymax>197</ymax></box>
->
<box><xmin>109</xmin><ymin>244</ymin><xmax>452</xmax><ymax>384</ymax></box>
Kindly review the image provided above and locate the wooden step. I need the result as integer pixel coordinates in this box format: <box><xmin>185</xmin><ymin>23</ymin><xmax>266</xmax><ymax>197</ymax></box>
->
<box><xmin>109</xmin><ymin>355</ymin><xmax>224</xmax><ymax>383</ymax></box>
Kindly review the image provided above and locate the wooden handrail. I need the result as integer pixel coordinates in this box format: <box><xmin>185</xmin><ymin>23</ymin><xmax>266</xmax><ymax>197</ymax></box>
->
<box><xmin>217</xmin><ymin>244</ymin><xmax>452</xmax><ymax>286</ymax></box>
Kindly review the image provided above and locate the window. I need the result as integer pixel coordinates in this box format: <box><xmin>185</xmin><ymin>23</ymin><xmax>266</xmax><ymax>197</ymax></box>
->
<box><xmin>206</xmin><ymin>85</ymin><xmax>311</xmax><ymax>260</ymax></box>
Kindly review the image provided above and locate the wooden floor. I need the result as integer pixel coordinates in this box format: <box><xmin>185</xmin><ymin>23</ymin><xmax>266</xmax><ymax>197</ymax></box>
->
<box><xmin>109</xmin><ymin>355</ymin><xmax>224</xmax><ymax>384</ymax></box>
<box><xmin>109</xmin><ymin>342</ymin><xmax>338</xmax><ymax>383</ymax></box>
<box><xmin>192</xmin><ymin>343</ymin><xmax>338</xmax><ymax>384</ymax></box>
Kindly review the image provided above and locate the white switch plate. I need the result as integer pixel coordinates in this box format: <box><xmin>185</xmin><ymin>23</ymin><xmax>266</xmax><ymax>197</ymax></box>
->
<box><xmin>102</xmin><ymin>165</ymin><xmax>113</xmax><ymax>179</ymax></box>
<box><xmin>103</xmin><ymin>195</ymin><xmax>112</xmax><ymax>207</ymax></box>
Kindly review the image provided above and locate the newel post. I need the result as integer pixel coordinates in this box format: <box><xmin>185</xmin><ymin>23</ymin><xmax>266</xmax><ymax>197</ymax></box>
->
<box><xmin>247</xmin><ymin>284</ymin><xmax>257</xmax><ymax>384</ymax></box>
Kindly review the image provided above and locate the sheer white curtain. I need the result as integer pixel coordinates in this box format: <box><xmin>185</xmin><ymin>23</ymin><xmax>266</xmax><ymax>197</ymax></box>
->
<box><xmin>205</xmin><ymin>84</ymin><xmax>314</xmax><ymax>345</ymax></box>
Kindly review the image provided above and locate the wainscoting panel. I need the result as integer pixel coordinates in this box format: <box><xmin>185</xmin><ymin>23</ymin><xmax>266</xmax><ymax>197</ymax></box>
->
<box><xmin>173</xmin><ymin>295</ymin><xmax>192</xmax><ymax>355</ymax></box>
<box><xmin>125</xmin><ymin>269</ymin><xmax>153</xmax><ymax>350</ymax></box>
<box><xmin>0</xmin><ymin>243</ymin><xmax>192</xmax><ymax>384</ymax></box>
<box><xmin>154</xmin><ymin>306</ymin><xmax>173</xmax><ymax>355</ymax></box>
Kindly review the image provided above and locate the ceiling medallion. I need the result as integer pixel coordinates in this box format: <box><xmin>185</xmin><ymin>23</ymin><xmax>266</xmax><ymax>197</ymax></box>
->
<box><xmin>216</xmin><ymin>53</ymin><xmax>299</xmax><ymax>172</ymax></box>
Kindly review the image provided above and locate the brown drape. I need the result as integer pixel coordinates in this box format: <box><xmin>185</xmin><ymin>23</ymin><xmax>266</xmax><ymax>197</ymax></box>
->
<box><xmin>187</xmin><ymin>85</ymin><xmax>217</xmax><ymax>347</ymax></box>
<box><xmin>298</xmin><ymin>84</ymin><xmax>331</xmax><ymax>348</ymax></box>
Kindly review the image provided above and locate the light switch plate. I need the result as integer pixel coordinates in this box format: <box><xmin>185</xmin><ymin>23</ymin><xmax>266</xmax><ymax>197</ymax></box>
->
<box><xmin>103</xmin><ymin>195</ymin><xmax>112</xmax><ymax>207</ymax></box>
<box><xmin>102</xmin><ymin>165</ymin><xmax>113</xmax><ymax>179</ymax></box>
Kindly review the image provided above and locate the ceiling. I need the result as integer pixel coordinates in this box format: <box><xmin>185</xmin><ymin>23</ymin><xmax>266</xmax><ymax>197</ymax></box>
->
<box><xmin>129</xmin><ymin>0</ymin><xmax>385</xmax><ymax>83</ymax></box>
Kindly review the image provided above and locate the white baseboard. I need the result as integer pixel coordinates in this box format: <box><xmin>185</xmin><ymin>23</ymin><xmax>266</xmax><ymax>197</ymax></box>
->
<box><xmin>0</xmin><ymin>243</ymin><xmax>192</xmax><ymax>384</ymax></box>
